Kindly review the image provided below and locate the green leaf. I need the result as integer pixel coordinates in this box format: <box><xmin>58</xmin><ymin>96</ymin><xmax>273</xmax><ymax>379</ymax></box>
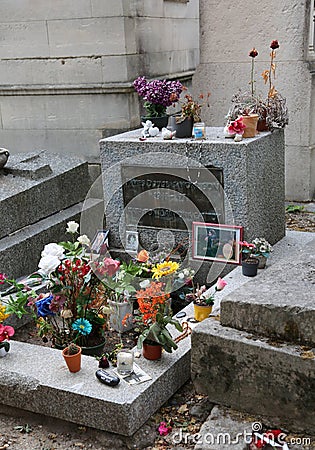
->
<box><xmin>286</xmin><ymin>204</ymin><xmax>305</xmax><ymax>213</ymax></box>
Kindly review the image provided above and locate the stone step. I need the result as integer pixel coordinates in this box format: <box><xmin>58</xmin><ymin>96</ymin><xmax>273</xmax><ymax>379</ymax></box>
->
<box><xmin>220</xmin><ymin>233</ymin><xmax>315</xmax><ymax>346</ymax></box>
<box><xmin>0</xmin><ymin>198</ymin><xmax>103</xmax><ymax>279</ymax></box>
<box><xmin>0</xmin><ymin>332</ymin><xmax>191</xmax><ymax>436</ymax></box>
<box><xmin>191</xmin><ymin>318</ymin><xmax>315</xmax><ymax>435</ymax></box>
<box><xmin>0</xmin><ymin>151</ymin><xmax>90</xmax><ymax>239</ymax></box>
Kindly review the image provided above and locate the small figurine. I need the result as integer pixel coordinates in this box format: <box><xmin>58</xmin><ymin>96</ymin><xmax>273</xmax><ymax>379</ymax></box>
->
<box><xmin>148</xmin><ymin>124</ymin><xmax>159</xmax><ymax>137</ymax></box>
<box><xmin>234</xmin><ymin>134</ymin><xmax>243</xmax><ymax>142</ymax></box>
<box><xmin>0</xmin><ymin>148</ymin><xmax>9</xmax><ymax>169</ymax></box>
<box><xmin>141</xmin><ymin>120</ymin><xmax>159</xmax><ymax>138</ymax></box>
<box><xmin>141</xmin><ymin>120</ymin><xmax>152</xmax><ymax>138</ymax></box>
<box><xmin>161</xmin><ymin>127</ymin><xmax>176</xmax><ymax>140</ymax></box>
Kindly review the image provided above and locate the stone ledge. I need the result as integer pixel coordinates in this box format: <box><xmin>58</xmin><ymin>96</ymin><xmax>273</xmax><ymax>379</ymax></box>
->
<box><xmin>0</xmin><ymin>151</ymin><xmax>90</xmax><ymax>238</ymax></box>
<box><xmin>0</xmin><ymin>198</ymin><xmax>103</xmax><ymax>279</ymax></box>
<box><xmin>0</xmin><ymin>335</ymin><xmax>191</xmax><ymax>436</ymax></box>
<box><xmin>220</xmin><ymin>233</ymin><xmax>315</xmax><ymax>345</ymax></box>
<box><xmin>191</xmin><ymin>319</ymin><xmax>315</xmax><ymax>435</ymax></box>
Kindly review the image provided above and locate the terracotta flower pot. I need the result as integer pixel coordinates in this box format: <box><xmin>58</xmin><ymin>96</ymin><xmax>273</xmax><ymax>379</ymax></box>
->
<box><xmin>241</xmin><ymin>114</ymin><xmax>259</xmax><ymax>138</ymax></box>
<box><xmin>62</xmin><ymin>346</ymin><xmax>82</xmax><ymax>373</ymax></box>
<box><xmin>193</xmin><ymin>304</ymin><xmax>213</xmax><ymax>322</ymax></box>
<box><xmin>142</xmin><ymin>341</ymin><xmax>162</xmax><ymax>360</ymax></box>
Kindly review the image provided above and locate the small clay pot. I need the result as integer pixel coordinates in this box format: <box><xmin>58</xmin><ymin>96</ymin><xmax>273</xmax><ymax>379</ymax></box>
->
<box><xmin>242</xmin><ymin>114</ymin><xmax>259</xmax><ymax>138</ymax></box>
<box><xmin>142</xmin><ymin>341</ymin><xmax>162</xmax><ymax>360</ymax></box>
<box><xmin>62</xmin><ymin>346</ymin><xmax>82</xmax><ymax>373</ymax></box>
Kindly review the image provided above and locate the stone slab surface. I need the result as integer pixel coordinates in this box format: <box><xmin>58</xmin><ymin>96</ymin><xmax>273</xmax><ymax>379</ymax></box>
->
<box><xmin>194</xmin><ymin>406</ymin><xmax>254</xmax><ymax>450</ymax></box>
<box><xmin>99</xmin><ymin>127</ymin><xmax>285</xmax><ymax>251</ymax></box>
<box><xmin>221</xmin><ymin>233</ymin><xmax>315</xmax><ymax>345</ymax></box>
<box><xmin>194</xmin><ymin>405</ymin><xmax>311</xmax><ymax>450</ymax></box>
<box><xmin>0</xmin><ymin>198</ymin><xmax>102</xmax><ymax>280</ymax></box>
<box><xmin>191</xmin><ymin>319</ymin><xmax>315</xmax><ymax>434</ymax></box>
<box><xmin>0</xmin><ymin>330</ymin><xmax>191</xmax><ymax>436</ymax></box>
<box><xmin>0</xmin><ymin>151</ymin><xmax>90</xmax><ymax>238</ymax></box>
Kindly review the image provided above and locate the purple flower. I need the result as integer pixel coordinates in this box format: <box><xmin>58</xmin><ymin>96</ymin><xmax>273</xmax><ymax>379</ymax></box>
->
<box><xmin>133</xmin><ymin>77</ymin><xmax>183</xmax><ymax>107</ymax></box>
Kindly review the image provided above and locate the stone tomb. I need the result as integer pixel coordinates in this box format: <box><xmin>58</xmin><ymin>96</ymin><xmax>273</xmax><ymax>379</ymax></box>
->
<box><xmin>0</xmin><ymin>231</ymin><xmax>310</xmax><ymax>436</ymax></box>
<box><xmin>0</xmin><ymin>151</ymin><xmax>102</xmax><ymax>279</ymax></box>
<box><xmin>99</xmin><ymin>128</ymin><xmax>285</xmax><ymax>276</ymax></box>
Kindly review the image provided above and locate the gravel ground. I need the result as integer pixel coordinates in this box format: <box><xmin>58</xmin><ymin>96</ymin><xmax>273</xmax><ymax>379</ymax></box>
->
<box><xmin>1</xmin><ymin>208</ymin><xmax>314</xmax><ymax>450</ymax></box>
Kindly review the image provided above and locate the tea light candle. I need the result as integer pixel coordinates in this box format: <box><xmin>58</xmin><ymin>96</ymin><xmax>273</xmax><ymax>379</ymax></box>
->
<box><xmin>117</xmin><ymin>350</ymin><xmax>134</xmax><ymax>375</ymax></box>
<box><xmin>193</xmin><ymin>122</ymin><xmax>206</xmax><ymax>139</ymax></box>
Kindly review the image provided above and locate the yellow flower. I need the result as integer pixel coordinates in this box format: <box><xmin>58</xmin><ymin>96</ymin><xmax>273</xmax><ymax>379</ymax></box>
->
<box><xmin>0</xmin><ymin>304</ymin><xmax>9</xmax><ymax>323</ymax></box>
<box><xmin>152</xmin><ymin>261</ymin><xmax>180</xmax><ymax>279</ymax></box>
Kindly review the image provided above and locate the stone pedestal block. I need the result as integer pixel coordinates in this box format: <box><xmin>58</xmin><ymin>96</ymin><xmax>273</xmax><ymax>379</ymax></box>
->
<box><xmin>99</xmin><ymin>127</ymin><xmax>285</xmax><ymax>253</ymax></box>
<box><xmin>191</xmin><ymin>319</ymin><xmax>315</xmax><ymax>434</ymax></box>
<box><xmin>221</xmin><ymin>237</ymin><xmax>315</xmax><ymax>346</ymax></box>
<box><xmin>0</xmin><ymin>151</ymin><xmax>90</xmax><ymax>238</ymax></box>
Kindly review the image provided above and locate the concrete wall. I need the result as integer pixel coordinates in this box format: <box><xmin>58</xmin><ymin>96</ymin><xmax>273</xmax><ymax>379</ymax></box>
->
<box><xmin>0</xmin><ymin>0</ymin><xmax>199</xmax><ymax>162</ymax></box>
<box><xmin>193</xmin><ymin>0</ymin><xmax>315</xmax><ymax>201</ymax></box>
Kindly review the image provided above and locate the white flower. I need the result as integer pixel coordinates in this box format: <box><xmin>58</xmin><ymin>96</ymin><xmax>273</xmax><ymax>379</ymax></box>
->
<box><xmin>61</xmin><ymin>309</ymin><xmax>73</xmax><ymax>319</ymax></box>
<box><xmin>183</xmin><ymin>269</ymin><xmax>190</xmax><ymax>276</ymax></box>
<box><xmin>178</xmin><ymin>272</ymin><xmax>185</xmax><ymax>279</ymax></box>
<box><xmin>41</xmin><ymin>243</ymin><xmax>64</xmax><ymax>259</ymax></box>
<box><xmin>77</xmin><ymin>235</ymin><xmax>91</xmax><ymax>246</ymax></box>
<box><xmin>38</xmin><ymin>255</ymin><xmax>60</xmax><ymax>275</ymax></box>
<box><xmin>66</xmin><ymin>221</ymin><xmax>79</xmax><ymax>234</ymax></box>
<box><xmin>100</xmin><ymin>306</ymin><xmax>111</xmax><ymax>315</ymax></box>
<box><xmin>139</xmin><ymin>279</ymin><xmax>150</xmax><ymax>289</ymax></box>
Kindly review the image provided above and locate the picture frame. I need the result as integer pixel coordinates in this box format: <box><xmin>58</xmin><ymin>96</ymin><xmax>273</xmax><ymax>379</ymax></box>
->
<box><xmin>192</xmin><ymin>222</ymin><xmax>243</xmax><ymax>264</ymax></box>
<box><xmin>91</xmin><ymin>230</ymin><xmax>109</xmax><ymax>254</ymax></box>
<box><xmin>125</xmin><ymin>230</ymin><xmax>139</xmax><ymax>253</ymax></box>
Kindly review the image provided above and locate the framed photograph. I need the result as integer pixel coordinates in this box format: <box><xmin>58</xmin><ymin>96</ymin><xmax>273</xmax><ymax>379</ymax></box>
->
<box><xmin>125</xmin><ymin>230</ymin><xmax>139</xmax><ymax>253</ymax></box>
<box><xmin>192</xmin><ymin>222</ymin><xmax>243</xmax><ymax>264</ymax></box>
<box><xmin>91</xmin><ymin>230</ymin><xmax>109</xmax><ymax>254</ymax></box>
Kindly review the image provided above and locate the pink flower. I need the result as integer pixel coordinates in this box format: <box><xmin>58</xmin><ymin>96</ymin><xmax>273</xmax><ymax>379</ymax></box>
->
<box><xmin>216</xmin><ymin>277</ymin><xmax>227</xmax><ymax>291</ymax></box>
<box><xmin>0</xmin><ymin>273</ymin><xmax>7</xmax><ymax>285</ymax></box>
<box><xmin>158</xmin><ymin>421</ymin><xmax>172</xmax><ymax>436</ymax></box>
<box><xmin>228</xmin><ymin>117</ymin><xmax>246</xmax><ymax>135</ymax></box>
<box><xmin>0</xmin><ymin>324</ymin><xmax>15</xmax><ymax>342</ymax></box>
<box><xmin>103</xmin><ymin>258</ymin><xmax>120</xmax><ymax>277</ymax></box>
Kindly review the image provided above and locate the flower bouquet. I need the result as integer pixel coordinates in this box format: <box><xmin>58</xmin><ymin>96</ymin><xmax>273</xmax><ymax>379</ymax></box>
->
<box><xmin>134</xmin><ymin>76</ymin><xmax>183</xmax><ymax>129</ymax></box>
<box><xmin>2</xmin><ymin>222</ymin><xmax>109</xmax><ymax>352</ymax></box>
<box><xmin>135</xmin><ymin>281</ymin><xmax>183</xmax><ymax>359</ymax></box>
<box><xmin>226</xmin><ymin>40</ymin><xmax>288</xmax><ymax>138</ymax></box>
<box><xmin>239</xmin><ymin>240</ymin><xmax>259</xmax><ymax>276</ymax></box>
<box><xmin>186</xmin><ymin>277</ymin><xmax>227</xmax><ymax>322</ymax></box>
<box><xmin>0</xmin><ymin>300</ymin><xmax>14</xmax><ymax>357</ymax></box>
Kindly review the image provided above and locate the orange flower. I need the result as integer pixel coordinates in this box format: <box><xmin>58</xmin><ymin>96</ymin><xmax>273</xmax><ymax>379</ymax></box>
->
<box><xmin>136</xmin><ymin>282</ymin><xmax>169</xmax><ymax>325</ymax></box>
<box><xmin>137</xmin><ymin>249</ymin><xmax>149</xmax><ymax>263</ymax></box>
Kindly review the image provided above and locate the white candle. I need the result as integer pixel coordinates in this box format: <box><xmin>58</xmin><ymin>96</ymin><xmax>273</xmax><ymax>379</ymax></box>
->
<box><xmin>117</xmin><ymin>350</ymin><xmax>134</xmax><ymax>375</ymax></box>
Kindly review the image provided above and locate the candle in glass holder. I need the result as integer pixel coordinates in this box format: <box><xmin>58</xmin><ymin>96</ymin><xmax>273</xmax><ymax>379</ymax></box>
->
<box><xmin>117</xmin><ymin>349</ymin><xmax>134</xmax><ymax>375</ymax></box>
<box><xmin>193</xmin><ymin>122</ymin><xmax>206</xmax><ymax>139</ymax></box>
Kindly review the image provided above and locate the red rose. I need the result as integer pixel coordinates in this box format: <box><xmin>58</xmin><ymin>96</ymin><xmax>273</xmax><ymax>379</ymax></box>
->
<box><xmin>249</xmin><ymin>48</ymin><xmax>258</xmax><ymax>58</ymax></box>
<box><xmin>270</xmin><ymin>40</ymin><xmax>279</xmax><ymax>50</ymax></box>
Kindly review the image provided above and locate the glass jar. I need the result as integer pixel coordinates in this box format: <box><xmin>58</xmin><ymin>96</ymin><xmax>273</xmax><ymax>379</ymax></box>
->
<box><xmin>117</xmin><ymin>349</ymin><xmax>134</xmax><ymax>375</ymax></box>
<box><xmin>193</xmin><ymin>122</ymin><xmax>206</xmax><ymax>139</ymax></box>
